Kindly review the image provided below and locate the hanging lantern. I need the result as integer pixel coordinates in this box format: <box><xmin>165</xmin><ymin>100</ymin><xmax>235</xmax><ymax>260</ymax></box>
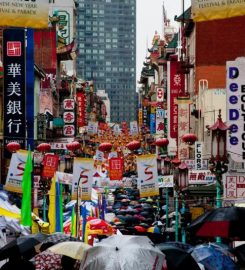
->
<box><xmin>181</xmin><ymin>133</ymin><xmax>198</xmax><ymax>145</ymax></box>
<box><xmin>126</xmin><ymin>140</ymin><xmax>141</xmax><ymax>151</ymax></box>
<box><xmin>171</xmin><ymin>156</ymin><xmax>181</xmax><ymax>167</ymax></box>
<box><xmin>6</xmin><ymin>142</ymin><xmax>21</xmax><ymax>153</ymax></box>
<box><xmin>98</xmin><ymin>142</ymin><xmax>112</xmax><ymax>152</ymax></box>
<box><xmin>36</xmin><ymin>143</ymin><xmax>51</xmax><ymax>153</ymax></box>
<box><xmin>66</xmin><ymin>141</ymin><xmax>81</xmax><ymax>152</ymax></box>
<box><xmin>155</xmin><ymin>138</ymin><xmax>169</xmax><ymax>147</ymax></box>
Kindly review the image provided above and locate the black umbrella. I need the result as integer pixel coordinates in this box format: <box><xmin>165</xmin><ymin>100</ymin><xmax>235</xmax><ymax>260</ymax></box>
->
<box><xmin>42</xmin><ymin>232</ymin><xmax>80</xmax><ymax>246</ymax></box>
<box><xmin>157</xmin><ymin>244</ymin><xmax>201</xmax><ymax>270</ymax></box>
<box><xmin>0</xmin><ymin>233</ymin><xmax>46</xmax><ymax>261</ymax></box>
<box><xmin>188</xmin><ymin>206</ymin><xmax>245</xmax><ymax>239</ymax></box>
<box><xmin>231</xmin><ymin>244</ymin><xmax>245</xmax><ymax>267</ymax></box>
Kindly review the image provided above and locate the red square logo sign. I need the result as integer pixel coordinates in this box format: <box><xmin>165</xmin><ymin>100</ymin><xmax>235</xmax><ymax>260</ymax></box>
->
<box><xmin>7</xmin><ymin>42</ymin><xmax>22</xmax><ymax>57</ymax></box>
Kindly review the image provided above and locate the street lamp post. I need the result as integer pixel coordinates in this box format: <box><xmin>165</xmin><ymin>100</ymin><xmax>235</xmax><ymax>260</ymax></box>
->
<box><xmin>207</xmin><ymin>109</ymin><xmax>229</xmax><ymax>243</ymax></box>
<box><xmin>171</xmin><ymin>156</ymin><xmax>181</xmax><ymax>242</ymax></box>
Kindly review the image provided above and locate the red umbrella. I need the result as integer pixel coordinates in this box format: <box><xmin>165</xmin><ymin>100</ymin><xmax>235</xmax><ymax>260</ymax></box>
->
<box><xmin>35</xmin><ymin>250</ymin><xmax>62</xmax><ymax>270</ymax></box>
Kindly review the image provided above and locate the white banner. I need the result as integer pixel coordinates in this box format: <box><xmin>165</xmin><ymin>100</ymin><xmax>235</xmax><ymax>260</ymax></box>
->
<box><xmin>56</xmin><ymin>171</ymin><xmax>73</xmax><ymax>185</ymax></box>
<box><xmin>136</xmin><ymin>154</ymin><xmax>159</xmax><ymax>197</ymax></box>
<box><xmin>5</xmin><ymin>150</ymin><xmax>28</xmax><ymax>193</ymax></box>
<box><xmin>87</xmin><ymin>121</ymin><xmax>98</xmax><ymax>135</ymax></box>
<box><xmin>72</xmin><ymin>158</ymin><xmax>94</xmax><ymax>201</ymax></box>
<box><xmin>130</xmin><ymin>121</ymin><xmax>139</xmax><ymax>135</ymax></box>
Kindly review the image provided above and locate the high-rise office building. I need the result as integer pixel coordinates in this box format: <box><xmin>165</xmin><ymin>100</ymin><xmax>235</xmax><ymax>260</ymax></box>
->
<box><xmin>76</xmin><ymin>0</ymin><xmax>137</xmax><ymax>123</ymax></box>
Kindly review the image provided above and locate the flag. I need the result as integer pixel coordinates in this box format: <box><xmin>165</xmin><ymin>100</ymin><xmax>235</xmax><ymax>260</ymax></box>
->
<box><xmin>48</xmin><ymin>175</ymin><xmax>63</xmax><ymax>233</ymax></box>
<box><xmin>21</xmin><ymin>149</ymin><xmax>33</xmax><ymax>226</ymax></box>
<box><xmin>71</xmin><ymin>206</ymin><xmax>76</xmax><ymax>237</ymax></box>
<box><xmin>55</xmin><ymin>182</ymin><xmax>63</xmax><ymax>232</ymax></box>
<box><xmin>81</xmin><ymin>206</ymin><xmax>87</xmax><ymax>242</ymax></box>
<box><xmin>48</xmin><ymin>176</ymin><xmax>56</xmax><ymax>233</ymax></box>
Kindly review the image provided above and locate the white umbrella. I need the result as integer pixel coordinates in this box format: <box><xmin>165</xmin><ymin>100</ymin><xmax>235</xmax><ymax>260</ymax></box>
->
<box><xmin>48</xmin><ymin>241</ymin><xmax>91</xmax><ymax>260</ymax></box>
<box><xmin>80</xmin><ymin>235</ymin><xmax>166</xmax><ymax>270</ymax></box>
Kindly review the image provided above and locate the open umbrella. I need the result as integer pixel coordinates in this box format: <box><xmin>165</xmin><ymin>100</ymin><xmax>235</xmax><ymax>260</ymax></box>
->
<box><xmin>80</xmin><ymin>235</ymin><xmax>167</xmax><ymax>270</ymax></box>
<box><xmin>162</xmin><ymin>241</ymin><xmax>193</xmax><ymax>251</ymax></box>
<box><xmin>231</xmin><ymin>243</ymin><xmax>245</xmax><ymax>267</ymax></box>
<box><xmin>191</xmin><ymin>244</ymin><xmax>238</xmax><ymax>270</ymax></box>
<box><xmin>188</xmin><ymin>207</ymin><xmax>245</xmax><ymax>239</ymax></box>
<box><xmin>34</xmin><ymin>250</ymin><xmax>62</xmax><ymax>270</ymax></box>
<box><xmin>0</xmin><ymin>233</ymin><xmax>46</xmax><ymax>260</ymax></box>
<box><xmin>48</xmin><ymin>241</ymin><xmax>91</xmax><ymax>260</ymax></box>
<box><xmin>42</xmin><ymin>232</ymin><xmax>80</xmax><ymax>245</ymax></box>
<box><xmin>157</xmin><ymin>244</ymin><xmax>201</xmax><ymax>270</ymax></box>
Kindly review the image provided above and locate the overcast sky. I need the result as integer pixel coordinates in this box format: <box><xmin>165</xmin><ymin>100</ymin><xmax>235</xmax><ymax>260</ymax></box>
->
<box><xmin>136</xmin><ymin>0</ymin><xmax>191</xmax><ymax>84</ymax></box>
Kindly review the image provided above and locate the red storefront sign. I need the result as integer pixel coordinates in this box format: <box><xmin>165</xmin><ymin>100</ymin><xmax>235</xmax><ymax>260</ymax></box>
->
<box><xmin>42</xmin><ymin>154</ymin><xmax>59</xmax><ymax>178</ymax></box>
<box><xmin>109</xmin><ymin>157</ymin><xmax>124</xmax><ymax>180</ymax></box>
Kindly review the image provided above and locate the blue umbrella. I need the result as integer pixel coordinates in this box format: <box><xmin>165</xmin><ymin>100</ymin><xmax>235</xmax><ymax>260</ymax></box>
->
<box><xmin>191</xmin><ymin>244</ymin><xmax>238</xmax><ymax>270</ymax></box>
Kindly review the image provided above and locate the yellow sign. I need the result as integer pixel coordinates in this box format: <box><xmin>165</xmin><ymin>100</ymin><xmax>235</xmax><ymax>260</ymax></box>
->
<box><xmin>0</xmin><ymin>0</ymin><xmax>49</xmax><ymax>29</ymax></box>
<box><xmin>191</xmin><ymin>0</ymin><xmax>245</xmax><ymax>22</ymax></box>
<box><xmin>190</xmin><ymin>207</ymin><xmax>204</xmax><ymax>221</ymax></box>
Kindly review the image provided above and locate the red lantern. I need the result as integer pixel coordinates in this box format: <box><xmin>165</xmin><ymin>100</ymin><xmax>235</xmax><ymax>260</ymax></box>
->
<box><xmin>171</xmin><ymin>156</ymin><xmax>181</xmax><ymax>167</ymax></box>
<box><xmin>155</xmin><ymin>138</ymin><xmax>169</xmax><ymax>147</ymax></box>
<box><xmin>98</xmin><ymin>142</ymin><xmax>112</xmax><ymax>152</ymax></box>
<box><xmin>6</xmin><ymin>142</ymin><xmax>21</xmax><ymax>153</ymax></box>
<box><xmin>126</xmin><ymin>140</ymin><xmax>141</xmax><ymax>151</ymax></box>
<box><xmin>66</xmin><ymin>141</ymin><xmax>81</xmax><ymax>152</ymax></box>
<box><xmin>36</xmin><ymin>143</ymin><xmax>51</xmax><ymax>153</ymax></box>
<box><xmin>182</xmin><ymin>133</ymin><xmax>198</xmax><ymax>145</ymax></box>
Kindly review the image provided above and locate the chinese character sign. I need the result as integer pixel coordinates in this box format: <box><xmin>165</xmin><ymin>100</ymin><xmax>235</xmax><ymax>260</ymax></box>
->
<box><xmin>224</xmin><ymin>174</ymin><xmax>245</xmax><ymax>199</ymax></box>
<box><xmin>156</xmin><ymin>108</ymin><xmax>166</xmax><ymax>135</ymax></box>
<box><xmin>3</xmin><ymin>29</ymin><xmax>26</xmax><ymax>153</ymax></box>
<box><xmin>136</xmin><ymin>154</ymin><xmax>159</xmax><ymax>198</ymax></box>
<box><xmin>168</xmin><ymin>61</ymin><xmax>184</xmax><ymax>139</ymax></box>
<box><xmin>109</xmin><ymin>158</ymin><xmax>124</xmax><ymax>180</ymax></box>
<box><xmin>188</xmin><ymin>170</ymin><xmax>216</xmax><ymax>185</ymax></box>
<box><xmin>72</xmin><ymin>158</ymin><xmax>94</xmax><ymax>201</ymax></box>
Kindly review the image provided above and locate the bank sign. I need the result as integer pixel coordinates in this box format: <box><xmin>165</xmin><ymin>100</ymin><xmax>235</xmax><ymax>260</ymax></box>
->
<box><xmin>227</xmin><ymin>58</ymin><xmax>245</xmax><ymax>162</ymax></box>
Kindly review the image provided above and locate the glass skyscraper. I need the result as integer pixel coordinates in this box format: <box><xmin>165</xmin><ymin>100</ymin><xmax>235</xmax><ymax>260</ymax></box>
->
<box><xmin>76</xmin><ymin>0</ymin><xmax>137</xmax><ymax>123</ymax></box>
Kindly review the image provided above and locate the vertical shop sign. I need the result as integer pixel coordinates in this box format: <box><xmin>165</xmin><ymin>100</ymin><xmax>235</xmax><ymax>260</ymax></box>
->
<box><xmin>3</xmin><ymin>29</ymin><xmax>26</xmax><ymax>155</ymax></box>
<box><xmin>178</xmin><ymin>100</ymin><xmax>190</xmax><ymax>159</ymax></box>
<box><xmin>76</xmin><ymin>92</ymin><xmax>86</xmax><ymax>128</ymax></box>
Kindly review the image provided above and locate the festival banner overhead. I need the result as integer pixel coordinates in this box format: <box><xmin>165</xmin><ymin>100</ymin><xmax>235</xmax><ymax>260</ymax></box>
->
<box><xmin>109</xmin><ymin>157</ymin><xmax>124</xmax><ymax>180</ymax></box>
<box><xmin>0</xmin><ymin>0</ymin><xmax>49</xmax><ymax>29</ymax></box>
<box><xmin>136</xmin><ymin>154</ymin><xmax>159</xmax><ymax>198</ymax></box>
<box><xmin>5</xmin><ymin>150</ymin><xmax>28</xmax><ymax>193</ymax></box>
<box><xmin>72</xmin><ymin>158</ymin><xmax>94</xmax><ymax>201</ymax></box>
<box><xmin>42</xmin><ymin>154</ymin><xmax>59</xmax><ymax>178</ymax></box>
<box><xmin>191</xmin><ymin>0</ymin><xmax>245</xmax><ymax>22</ymax></box>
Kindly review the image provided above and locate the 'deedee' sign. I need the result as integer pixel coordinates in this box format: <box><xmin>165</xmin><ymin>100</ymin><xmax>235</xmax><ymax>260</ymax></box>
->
<box><xmin>227</xmin><ymin>58</ymin><xmax>245</xmax><ymax>163</ymax></box>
